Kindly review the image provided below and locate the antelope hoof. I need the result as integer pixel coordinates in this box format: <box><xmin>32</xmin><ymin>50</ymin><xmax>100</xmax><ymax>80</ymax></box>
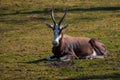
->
<box><xmin>47</xmin><ymin>56</ymin><xmax>59</xmax><ymax>61</ymax></box>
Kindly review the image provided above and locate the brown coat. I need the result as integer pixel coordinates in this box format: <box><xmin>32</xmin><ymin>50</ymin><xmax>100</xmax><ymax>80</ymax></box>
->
<box><xmin>52</xmin><ymin>34</ymin><xmax>107</xmax><ymax>59</ymax></box>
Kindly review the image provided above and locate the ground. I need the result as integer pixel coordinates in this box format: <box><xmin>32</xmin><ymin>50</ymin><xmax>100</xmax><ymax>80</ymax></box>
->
<box><xmin>0</xmin><ymin>0</ymin><xmax>120</xmax><ymax>80</ymax></box>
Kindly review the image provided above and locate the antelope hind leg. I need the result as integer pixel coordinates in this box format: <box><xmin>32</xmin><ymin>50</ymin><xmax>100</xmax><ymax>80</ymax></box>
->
<box><xmin>86</xmin><ymin>55</ymin><xmax>105</xmax><ymax>59</ymax></box>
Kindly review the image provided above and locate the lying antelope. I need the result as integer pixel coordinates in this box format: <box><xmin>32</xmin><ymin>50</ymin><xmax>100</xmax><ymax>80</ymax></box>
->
<box><xmin>45</xmin><ymin>9</ymin><xmax>107</xmax><ymax>61</ymax></box>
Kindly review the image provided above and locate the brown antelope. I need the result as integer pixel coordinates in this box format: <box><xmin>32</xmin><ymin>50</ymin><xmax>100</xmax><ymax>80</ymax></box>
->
<box><xmin>45</xmin><ymin>9</ymin><xmax>107</xmax><ymax>61</ymax></box>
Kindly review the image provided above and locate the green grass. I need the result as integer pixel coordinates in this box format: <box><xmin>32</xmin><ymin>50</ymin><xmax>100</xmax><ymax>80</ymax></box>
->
<box><xmin>0</xmin><ymin>0</ymin><xmax>120</xmax><ymax>80</ymax></box>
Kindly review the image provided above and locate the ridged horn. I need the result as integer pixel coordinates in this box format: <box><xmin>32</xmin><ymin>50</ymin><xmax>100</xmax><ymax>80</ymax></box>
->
<box><xmin>51</xmin><ymin>9</ymin><xmax>56</xmax><ymax>25</ymax></box>
<box><xmin>58</xmin><ymin>8</ymin><xmax>67</xmax><ymax>26</ymax></box>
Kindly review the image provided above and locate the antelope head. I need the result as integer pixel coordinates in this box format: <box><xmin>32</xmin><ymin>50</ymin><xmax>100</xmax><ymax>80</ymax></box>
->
<box><xmin>46</xmin><ymin>9</ymin><xmax>68</xmax><ymax>46</ymax></box>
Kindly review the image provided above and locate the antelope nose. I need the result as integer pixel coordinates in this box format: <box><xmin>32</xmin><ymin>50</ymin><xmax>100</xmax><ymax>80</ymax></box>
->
<box><xmin>52</xmin><ymin>41</ymin><xmax>58</xmax><ymax>46</ymax></box>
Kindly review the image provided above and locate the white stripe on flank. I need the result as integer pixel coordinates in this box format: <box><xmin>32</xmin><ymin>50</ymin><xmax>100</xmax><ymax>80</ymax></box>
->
<box><xmin>86</xmin><ymin>50</ymin><xmax>104</xmax><ymax>59</ymax></box>
<box><xmin>92</xmin><ymin>49</ymin><xmax>97</xmax><ymax>56</ymax></box>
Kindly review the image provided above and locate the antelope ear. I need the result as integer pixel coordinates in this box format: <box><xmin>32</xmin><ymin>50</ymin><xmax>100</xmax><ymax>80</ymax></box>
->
<box><xmin>61</xmin><ymin>24</ymin><xmax>68</xmax><ymax>30</ymax></box>
<box><xmin>45</xmin><ymin>23</ymin><xmax>54</xmax><ymax>29</ymax></box>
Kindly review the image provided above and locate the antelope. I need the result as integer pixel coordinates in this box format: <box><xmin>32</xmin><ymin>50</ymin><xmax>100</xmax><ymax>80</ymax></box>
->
<box><xmin>45</xmin><ymin>9</ymin><xmax>107</xmax><ymax>61</ymax></box>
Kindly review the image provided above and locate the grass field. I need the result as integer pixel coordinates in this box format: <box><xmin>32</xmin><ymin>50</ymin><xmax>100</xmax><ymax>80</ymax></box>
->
<box><xmin>0</xmin><ymin>0</ymin><xmax>120</xmax><ymax>80</ymax></box>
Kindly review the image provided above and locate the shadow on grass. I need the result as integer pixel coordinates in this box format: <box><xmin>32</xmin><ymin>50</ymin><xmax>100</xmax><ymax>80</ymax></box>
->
<box><xmin>0</xmin><ymin>9</ymin><xmax>50</xmax><ymax>16</ymax></box>
<box><xmin>0</xmin><ymin>6</ymin><xmax>120</xmax><ymax>16</ymax></box>
<box><xmin>26</xmin><ymin>58</ymin><xmax>47</xmax><ymax>64</ymax></box>
<box><xmin>26</xmin><ymin>58</ymin><xmax>76</xmax><ymax>68</ymax></box>
<box><xmin>64</xmin><ymin>73</ymin><xmax>120</xmax><ymax>80</ymax></box>
<box><xmin>0</xmin><ymin>19</ymin><xmax>28</xmax><ymax>24</ymax></box>
<box><xmin>69</xmin><ymin>6</ymin><xmax>120</xmax><ymax>12</ymax></box>
<box><xmin>0</xmin><ymin>17</ymin><xmax>47</xmax><ymax>23</ymax></box>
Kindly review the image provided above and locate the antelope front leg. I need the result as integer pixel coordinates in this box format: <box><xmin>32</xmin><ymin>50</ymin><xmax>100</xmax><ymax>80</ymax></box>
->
<box><xmin>60</xmin><ymin>51</ymin><xmax>78</xmax><ymax>61</ymax></box>
<box><xmin>60</xmin><ymin>54</ymin><xmax>72</xmax><ymax>61</ymax></box>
